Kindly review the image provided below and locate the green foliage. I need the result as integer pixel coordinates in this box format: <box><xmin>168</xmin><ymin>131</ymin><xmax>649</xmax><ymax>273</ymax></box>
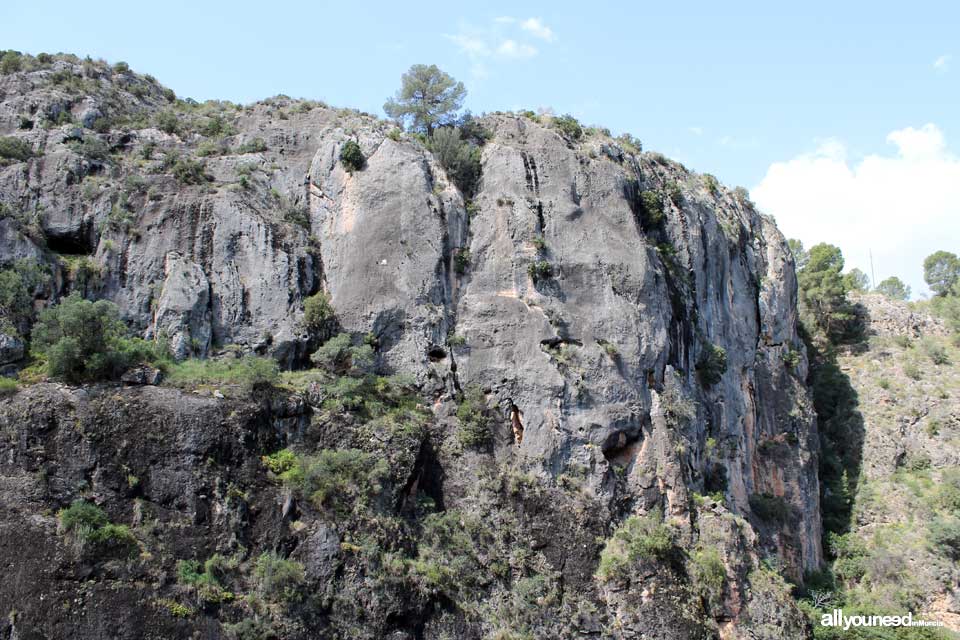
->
<box><xmin>176</xmin><ymin>554</ymin><xmax>237</xmax><ymax>604</ymax></box>
<box><xmin>165</xmin><ymin>355</ymin><xmax>278</xmax><ymax>393</ymax></box>
<box><xmin>928</xmin><ymin>516</ymin><xmax>960</xmax><ymax>559</ymax></box>
<box><xmin>427</xmin><ymin>127</ymin><xmax>481</xmax><ymax>195</ymax></box>
<box><xmin>696</xmin><ymin>343</ymin><xmax>727</xmax><ymax>386</ymax></box>
<box><xmin>749</xmin><ymin>493</ymin><xmax>791</xmax><ymax>524</ymax></box>
<box><xmin>702</xmin><ymin>173</ymin><xmax>719</xmax><ymax>195</ymax></box>
<box><xmin>58</xmin><ymin>500</ymin><xmax>136</xmax><ymax>556</ymax></box>
<box><xmin>0</xmin><ymin>377</ymin><xmax>17</xmax><ymax>395</ymax></box>
<box><xmin>921</xmin><ymin>338</ymin><xmax>949</xmax><ymax>365</ymax></box>
<box><xmin>310</xmin><ymin>333</ymin><xmax>374</xmax><ymax>375</ymax></box>
<box><xmin>923</xmin><ymin>250</ymin><xmax>959</xmax><ymax>297</ymax></box>
<box><xmin>596</xmin><ymin>509</ymin><xmax>675</xmax><ymax>582</ymax></box>
<box><xmin>155</xmin><ymin>110</ymin><xmax>179</xmax><ymax>134</ymax></box>
<box><xmin>253</xmin><ymin>552</ymin><xmax>305</xmax><ymax>603</ymax></box>
<box><xmin>384</xmin><ymin>64</ymin><xmax>466</xmax><ymax>134</ymax></box>
<box><xmin>69</xmin><ymin>135</ymin><xmax>111</xmax><ymax>161</ymax></box>
<box><xmin>0</xmin><ymin>259</ymin><xmax>49</xmax><ymax>332</ymax></box>
<box><xmin>171</xmin><ymin>157</ymin><xmax>209</xmax><ymax>184</ymax></box>
<box><xmin>58</xmin><ymin>500</ymin><xmax>109</xmax><ymax>532</ymax></box>
<box><xmin>262</xmin><ymin>448</ymin><xmax>297</xmax><ymax>474</ymax></box>
<box><xmin>798</xmin><ymin>243</ymin><xmax>856</xmax><ymax>340</ymax></box>
<box><xmin>453</xmin><ymin>247</ymin><xmax>471</xmax><ymax>274</ymax></box>
<box><xmin>274</xmin><ymin>449</ymin><xmax>389</xmax><ymax>516</ymax></box>
<box><xmin>236</xmin><ymin>137</ymin><xmax>267</xmax><ymax>154</ymax></box>
<box><xmin>0</xmin><ymin>51</ymin><xmax>23</xmax><ymax>75</ymax></box>
<box><xmin>339</xmin><ymin>140</ymin><xmax>365</xmax><ymax>172</ymax></box>
<box><xmin>689</xmin><ymin>546</ymin><xmax>726</xmax><ymax>609</ymax></box>
<box><xmin>842</xmin><ymin>268</ymin><xmax>870</xmax><ymax>293</ymax></box>
<box><xmin>32</xmin><ymin>293</ymin><xmax>167</xmax><ymax>383</ymax></box>
<box><xmin>550</xmin><ymin>114</ymin><xmax>582</xmax><ymax>141</ymax></box>
<box><xmin>0</xmin><ymin>136</ymin><xmax>36</xmax><ymax>162</ymax></box>
<box><xmin>639</xmin><ymin>190</ymin><xmax>664</xmax><ymax>228</ymax></box>
<box><xmin>456</xmin><ymin>386</ymin><xmax>492</xmax><ymax>449</ymax></box>
<box><xmin>782</xmin><ymin>348</ymin><xmax>801</xmax><ymax>369</ymax></box>
<box><xmin>302</xmin><ymin>291</ymin><xmax>335</xmax><ymax>335</ymax></box>
<box><xmin>787</xmin><ymin>238</ymin><xmax>809</xmax><ymax>271</ymax></box>
<box><xmin>875</xmin><ymin>276</ymin><xmax>910</xmax><ymax>300</ymax></box>
<box><xmin>405</xmin><ymin>511</ymin><xmax>486</xmax><ymax>600</ymax></box>
<box><xmin>527</xmin><ymin>260</ymin><xmax>552</xmax><ymax>282</ymax></box>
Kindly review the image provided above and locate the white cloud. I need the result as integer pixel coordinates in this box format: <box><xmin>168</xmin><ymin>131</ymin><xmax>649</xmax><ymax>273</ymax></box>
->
<box><xmin>752</xmin><ymin>124</ymin><xmax>960</xmax><ymax>298</ymax></box>
<box><xmin>445</xmin><ymin>17</ymin><xmax>555</xmax><ymax>75</ymax></box>
<box><xmin>445</xmin><ymin>32</ymin><xmax>491</xmax><ymax>57</ymax></box>
<box><xmin>497</xmin><ymin>39</ymin><xmax>538</xmax><ymax>59</ymax></box>
<box><xmin>520</xmin><ymin>18</ymin><xmax>556</xmax><ymax>42</ymax></box>
<box><xmin>934</xmin><ymin>54</ymin><xmax>951</xmax><ymax>73</ymax></box>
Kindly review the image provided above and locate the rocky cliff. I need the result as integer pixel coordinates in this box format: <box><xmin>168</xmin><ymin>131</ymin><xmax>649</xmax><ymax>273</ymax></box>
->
<box><xmin>0</xmin><ymin>53</ymin><xmax>820</xmax><ymax>639</ymax></box>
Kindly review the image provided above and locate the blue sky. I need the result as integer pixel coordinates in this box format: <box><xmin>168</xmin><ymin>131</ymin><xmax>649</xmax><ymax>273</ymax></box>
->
<box><xmin>3</xmin><ymin>0</ymin><xmax>958</xmax><ymax>296</ymax></box>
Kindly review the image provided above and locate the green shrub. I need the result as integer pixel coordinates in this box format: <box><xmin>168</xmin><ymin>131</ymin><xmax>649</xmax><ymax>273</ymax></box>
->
<box><xmin>0</xmin><ymin>51</ymin><xmax>22</xmax><ymax>75</ymax></box>
<box><xmin>552</xmin><ymin>114</ymin><xmax>582</xmax><ymax>140</ymax></box>
<box><xmin>749</xmin><ymin>493</ymin><xmax>791</xmax><ymax>524</ymax></box>
<box><xmin>596</xmin><ymin>509</ymin><xmax>674</xmax><ymax>582</ymax></box>
<box><xmin>922</xmin><ymin>339</ymin><xmax>949</xmax><ymax>365</ymax></box>
<box><xmin>456</xmin><ymin>386</ymin><xmax>492</xmax><ymax>448</ymax></box>
<box><xmin>302</xmin><ymin>291</ymin><xmax>335</xmax><ymax>334</ymax></box>
<box><xmin>236</xmin><ymin>137</ymin><xmax>267</xmax><ymax>154</ymax></box>
<box><xmin>58</xmin><ymin>500</ymin><xmax>109</xmax><ymax>532</ymax></box>
<box><xmin>113</xmin><ymin>61</ymin><xmax>130</xmax><ymax>73</ymax></box>
<box><xmin>903</xmin><ymin>361</ymin><xmax>921</xmax><ymax>380</ymax></box>
<box><xmin>928</xmin><ymin>516</ymin><xmax>960</xmax><ymax>559</ymax></box>
<box><xmin>262</xmin><ymin>449</ymin><xmax>297</xmax><ymax>474</ymax></box>
<box><xmin>339</xmin><ymin>140</ymin><xmax>365</xmax><ymax>172</ymax></box>
<box><xmin>696</xmin><ymin>343</ymin><xmax>727</xmax><ymax>386</ymax></box>
<box><xmin>171</xmin><ymin>157</ymin><xmax>209</xmax><ymax>185</ymax></box>
<box><xmin>0</xmin><ymin>136</ymin><xmax>36</xmax><ymax>163</ymax></box>
<box><xmin>0</xmin><ymin>377</ymin><xmax>17</xmax><ymax>395</ymax></box>
<box><xmin>702</xmin><ymin>174</ymin><xmax>719</xmax><ymax>195</ymax></box>
<box><xmin>427</xmin><ymin>127</ymin><xmax>481</xmax><ymax>195</ymax></box>
<box><xmin>276</xmin><ymin>449</ymin><xmax>389</xmax><ymax>516</ymax></box>
<box><xmin>639</xmin><ymin>190</ymin><xmax>664</xmax><ymax>228</ymax></box>
<box><xmin>782</xmin><ymin>348</ymin><xmax>801</xmax><ymax>369</ymax></box>
<box><xmin>527</xmin><ymin>260</ymin><xmax>552</xmax><ymax>282</ymax></box>
<box><xmin>155</xmin><ymin>110</ymin><xmax>179</xmax><ymax>134</ymax></box>
<box><xmin>689</xmin><ymin>546</ymin><xmax>726</xmax><ymax>608</ymax></box>
<box><xmin>310</xmin><ymin>333</ymin><xmax>374</xmax><ymax>374</ymax></box>
<box><xmin>57</xmin><ymin>500</ymin><xmax>136</xmax><ymax>555</ymax></box>
<box><xmin>0</xmin><ymin>259</ymin><xmax>50</xmax><ymax>331</ymax></box>
<box><xmin>253</xmin><ymin>552</ymin><xmax>305</xmax><ymax>603</ymax></box>
<box><xmin>32</xmin><ymin>293</ymin><xmax>167</xmax><ymax>383</ymax></box>
<box><xmin>165</xmin><ymin>355</ymin><xmax>277</xmax><ymax>393</ymax></box>
<box><xmin>453</xmin><ymin>248</ymin><xmax>471</xmax><ymax>274</ymax></box>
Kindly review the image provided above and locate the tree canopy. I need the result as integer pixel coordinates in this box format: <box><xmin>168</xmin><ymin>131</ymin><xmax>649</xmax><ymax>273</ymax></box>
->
<box><xmin>923</xmin><ymin>250</ymin><xmax>960</xmax><ymax>297</ymax></box>
<box><xmin>875</xmin><ymin>276</ymin><xmax>910</xmax><ymax>301</ymax></box>
<box><xmin>384</xmin><ymin>64</ymin><xmax>466</xmax><ymax>135</ymax></box>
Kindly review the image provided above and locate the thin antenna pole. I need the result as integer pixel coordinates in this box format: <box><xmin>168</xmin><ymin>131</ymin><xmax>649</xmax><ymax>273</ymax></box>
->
<box><xmin>869</xmin><ymin>249</ymin><xmax>875</xmax><ymax>290</ymax></box>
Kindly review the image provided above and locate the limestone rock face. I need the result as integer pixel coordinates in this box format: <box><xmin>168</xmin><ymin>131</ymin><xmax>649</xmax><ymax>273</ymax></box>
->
<box><xmin>0</xmin><ymin>57</ymin><xmax>823</xmax><ymax>637</ymax></box>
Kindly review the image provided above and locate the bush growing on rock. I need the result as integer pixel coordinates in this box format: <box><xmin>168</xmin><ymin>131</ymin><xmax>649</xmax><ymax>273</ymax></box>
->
<box><xmin>253</xmin><ymin>552</ymin><xmax>306</xmax><ymax>603</ymax></box>
<box><xmin>0</xmin><ymin>136</ymin><xmax>36</xmax><ymax>163</ymax></box>
<box><xmin>596</xmin><ymin>509</ymin><xmax>675</xmax><ymax>582</ymax></box>
<box><xmin>456</xmin><ymin>386</ymin><xmax>493</xmax><ymax>449</ymax></box>
<box><xmin>302</xmin><ymin>291</ymin><xmax>335</xmax><ymax>335</ymax></box>
<box><xmin>57</xmin><ymin>500</ymin><xmax>136</xmax><ymax>557</ymax></box>
<box><xmin>171</xmin><ymin>157</ymin><xmax>209</xmax><ymax>184</ymax></box>
<box><xmin>165</xmin><ymin>355</ymin><xmax>277</xmax><ymax>393</ymax></box>
<box><xmin>749</xmin><ymin>493</ymin><xmax>791</xmax><ymax>524</ymax></box>
<box><xmin>696</xmin><ymin>343</ymin><xmax>727</xmax><ymax>386</ymax></box>
<box><xmin>875</xmin><ymin>276</ymin><xmax>910</xmax><ymax>301</ymax></box>
<box><xmin>339</xmin><ymin>140</ymin><xmax>365</xmax><ymax>172</ymax></box>
<box><xmin>551</xmin><ymin>114</ymin><xmax>582</xmax><ymax>140</ymax></box>
<box><xmin>427</xmin><ymin>127</ymin><xmax>481</xmax><ymax>196</ymax></box>
<box><xmin>273</xmin><ymin>448</ymin><xmax>389</xmax><ymax>517</ymax></box>
<box><xmin>310</xmin><ymin>332</ymin><xmax>374</xmax><ymax>375</ymax></box>
<box><xmin>32</xmin><ymin>293</ymin><xmax>167</xmax><ymax>383</ymax></box>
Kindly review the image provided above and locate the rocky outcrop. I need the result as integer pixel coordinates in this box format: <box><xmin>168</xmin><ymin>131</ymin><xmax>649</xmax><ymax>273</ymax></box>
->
<box><xmin>0</xmin><ymin>55</ymin><xmax>824</xmax><ymax>638</ymax></box>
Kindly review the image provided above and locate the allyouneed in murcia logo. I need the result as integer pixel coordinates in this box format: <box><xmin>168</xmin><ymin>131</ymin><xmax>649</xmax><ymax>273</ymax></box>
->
<box><xmin>820</xmin><ymin>609</ymin><xmax>945</xmax><ymax>631</ymax></box>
